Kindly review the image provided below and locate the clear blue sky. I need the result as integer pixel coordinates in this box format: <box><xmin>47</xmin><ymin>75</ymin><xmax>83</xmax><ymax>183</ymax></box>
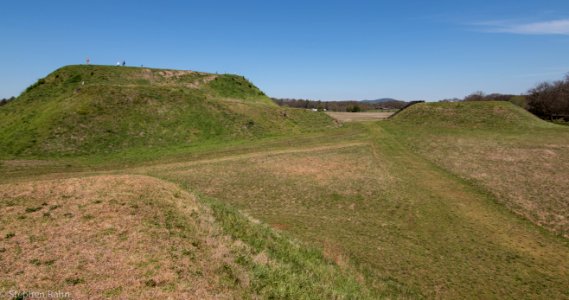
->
<box><xmin>2</xmin><ymin>0</ymin><xmax>569</xmax><ymax>100</ymax></box>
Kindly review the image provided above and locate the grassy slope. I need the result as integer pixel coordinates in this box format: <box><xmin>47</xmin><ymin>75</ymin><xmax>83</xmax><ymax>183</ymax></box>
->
<box><xmin>389</xmin><ymin>101</ymin><xmax>569</xmax><ymax>237</ymax></box>
<box><xmin>390</xmin><ymin>101</ymin><xmax>553</xmax><ymax>129</ymax></box>
<box><xmin>0</xmin><ymin>175</ymin><xmax>373</xmax><ymax>299</ymax></box>
<box><xmin>2</xmin><ymin>115</ymin><xmax>568</xmax><ymax>298</ymax></box>
<box><xmin>2</xmin><ymin>73</ymin><xmax>569</xmax><ymax>298</ymax></box>
<box><xmin>141</xmin><ymin>122</ymin><xmax>569</xmax><ymax>298</ymax></box>
<box><xmin>0</xmin><ymin>65</ymin><xmax>334</xmax><ymax>158</ymax></box>
<box><xmin>1</xmin><ymin>175</ymin><xmax>242</xmax><ymax>298</ymax></box>
<box><xmin>0</xmin><ymin>66</ymin><xmax>373</xmax><ymax>298</ymax></box>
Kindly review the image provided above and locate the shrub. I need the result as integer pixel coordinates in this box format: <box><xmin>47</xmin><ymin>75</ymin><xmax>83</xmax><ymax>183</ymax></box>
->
<box><xmin>527</xmin><ymin>74</ymin><xmax>569</xmax><ymax>120</ymax></box>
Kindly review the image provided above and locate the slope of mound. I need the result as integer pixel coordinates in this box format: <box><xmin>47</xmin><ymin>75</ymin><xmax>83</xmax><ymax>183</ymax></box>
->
<box><xmin>391</xmin><ymin>101</ymin><xmax>553</xmax><ymax>129</ymax></box>
<box><xmin>0</xmin><ymin>175</ymin><xmax>373</xmax><ymax>299</ymax></box>
<box><xmin>23</xmin><ymin>65</ymin><xmax>272</xmax><ymax>105</ymax></box>
<box><xmin>0</xmin><ymin>175</ymin><xmax>239</xmax><ymax>298</ymax></box>
<box><xmin>0</xmin><ymin>65</ymin><xmax>334</xmax><ymax>157</ymax></box>
<box><xmin>385</xmin><ymin>101</ymin><xmax>569</xmax><ymax>237</ymax></box>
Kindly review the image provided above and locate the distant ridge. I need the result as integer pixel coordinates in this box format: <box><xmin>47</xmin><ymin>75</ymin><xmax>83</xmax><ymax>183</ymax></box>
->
<box><xmin>360</xmin><ymin>98</ymin><xmax>402</xmax><ymax>103</ymax></box>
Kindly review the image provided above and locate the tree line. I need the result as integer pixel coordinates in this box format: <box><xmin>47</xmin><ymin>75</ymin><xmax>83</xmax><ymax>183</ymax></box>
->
<box><xmin>271</xmin><ymin>98</ymin><xmax>407</xmax><ymax>112</ymax></box>
<box><xmin>439</xmin><ymin>92</ymin><xmax>528</xmax><ymax>110</ymax></box>
<box><xmin>526</xmin><ymin>74</ymin><xmax>569</xmax><ymax>120</ymax></box>
<box><xmin>443</xmin><ymin>74</ymin><xmax>569</xmax><ymax>121</ymax></box>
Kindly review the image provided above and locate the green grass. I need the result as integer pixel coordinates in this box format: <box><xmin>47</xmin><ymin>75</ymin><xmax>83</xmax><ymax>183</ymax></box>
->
<box><xmin>193</xmin><ymin>193</ymin><xmax>376</xmax><ymax>298</ymax></box>
<box><xmin>0</xmin><ymin>65</ymin><xmax>335</xmax><ymax>158</ymax></box>
<box><xmin>2</xmin><ymin>75</ymin><xmax>569</xmax><ymax>298</ymax></box>
<box><xmin>141</xmin><ymin>122</ymin><xmax>569</xmax><ymax>298</ymax></box>
<box><xmin>208</xmin><ymin>74</ymin><xmax>268</xmax><ymax>101</ymax></box>
<box><xmin>385</xmin><ymin>101</ymin><xmax>569</xmax><ymax>237</ymax></box>
<box><xmin>391</xmin><ymin>101</ymin><xmax>553</xmax><ymax>130</ymax></box>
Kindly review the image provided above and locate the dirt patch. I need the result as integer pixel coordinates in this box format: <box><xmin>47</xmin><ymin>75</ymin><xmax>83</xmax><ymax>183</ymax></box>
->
<box><xmin>270</xmin><ymin>223</ymin><xmax>289</xmax><ymax>230</ymax></box>
<box><xmin>134</xmin><ymin>69</ymin><xmax>218</xmax><ymax>89</ymax></box>
<box><xmin>185</xmin><ymin>75</ymin><xmax>218</xmax><ymax>89</ymax></box>
<box><xmin>158</xmin><ymin>70</ymin><xmax>195</xmax><ymax>78</ymax></box>
<box><xmin>322</xmin><ymin>241</ymin><xmax>349</xmax><ymax>269</ymax></box>
<box><xmin>326</xmin><ymin>112</ymin><xmax>393</xmax><ymax>122</ymax></box>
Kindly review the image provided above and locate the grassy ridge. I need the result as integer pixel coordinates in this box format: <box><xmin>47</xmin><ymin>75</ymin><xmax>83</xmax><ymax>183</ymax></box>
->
<box><xmin>0</xmin><ymin>65</ymin><xmax>334</xmax><ymax>158</ymax></box>
<box><xmin>386</xmin><ymin>101</ymin><xmax>569</xmax><ymax>237</ymax></box>
<box><xmin>391</xmin><ymin>101</ymin><xmax>554</xmax><ymax>129</ymax></box>
<box><xmin>145</xmin><ymin>122</ymin><xmax>569</xmax><ymax>298</ymax></box>
<box><xmin>20</xmin><ymin>65</ymin><xmax>269</xmax><ymax>103</ymax></box>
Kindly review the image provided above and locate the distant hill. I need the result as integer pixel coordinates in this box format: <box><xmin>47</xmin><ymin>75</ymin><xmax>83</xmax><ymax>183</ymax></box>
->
<box><xmin>390</xmin><ymin>101</ymin><xmax>554</xmax><ymax>129</ymax></box>
<box><xmin>0</xmin><ymin>65</ymin><xmax>335</xmax><ymax>158</ymax></box>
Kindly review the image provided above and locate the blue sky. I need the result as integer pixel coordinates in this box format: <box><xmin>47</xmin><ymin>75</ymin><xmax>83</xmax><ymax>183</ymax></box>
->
<box><xmin>1</xmin><ymin>0</ymin><xmax>569</xmax><ymax>101</ymax></box>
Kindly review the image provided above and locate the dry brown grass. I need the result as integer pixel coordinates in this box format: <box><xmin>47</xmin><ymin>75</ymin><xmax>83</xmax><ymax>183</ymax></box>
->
<box><xmin>160</xmin><ymin>145</ymin><xmax>393</xmax><ymax>211</ymax></box>
<box><xmin>149</xmin><ymin>130</ymin><xmax>569</xmax><ymax>298</ymax></box>
<box><xmin>137</xmin><ymin>68</ymin><xmax>218</xmax><ymax>89</ymax></box>
<box><xmin>326</xmin><ymin>112</ymin><xmax>393</xmax><ymax>122</ymax></box>
<box><xmin>0</xmin><ymin>175</ymin><xmax>248</xmax><ymax>299</ymax></box>
<box><xmin>1</xmin><ymin>160</ymin><xmax>61</xmax><ymax>168</ymax></box>
<box><xmin>410</xmin><ymin>133</ymin><xmax>569</xmax><ymax>237</ymax></box>
<box><xmin>135</xmin><ymin>142</ymin><xmax>368</xmax><ymax>175</ymax></box>
<box><xmin>2</xmin><ymin>116</ymin><xmax>568</xmax><ymax>297</ymax></box>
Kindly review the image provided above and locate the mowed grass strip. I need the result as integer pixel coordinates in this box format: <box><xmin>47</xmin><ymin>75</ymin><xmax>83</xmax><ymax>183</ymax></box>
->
<box><xmin>388</xmin><ymin>101</ymin><xmax>569</xmax><ymax>237</ymax></box>
<box><xmin>147</xmin><ymin>123</ymin><xmax>569</xmax><ymax>298</ymax></box>
<box><xmin>0</xmin><ymin>124</ymin><xmax>366</xmax><ymax>183</ymax></box>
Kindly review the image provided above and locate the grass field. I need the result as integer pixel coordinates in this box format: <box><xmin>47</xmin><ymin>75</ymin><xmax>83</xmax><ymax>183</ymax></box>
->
<box><xmin>389</xmin><ymin>102</ymin><xmax>569</xmax><ymax>237</ymax></box>
<box><xmin>0</xmin><ymin>173</ymin><xmax>374</xmax><ymax>299</ymax></box>
<box><xmin>326</xmin><ymin>111</ymin><xmax>393</xmax><ymax>122</ymax></box>
<box><xmin>1</xmin><ymin>75</ymin><xmax>568</xmax><ymax>299</ymax></box>
<box><xmin>129</xmin><ymin>121</ymin><xmax>569</xmax><ymax>299</ymax></box>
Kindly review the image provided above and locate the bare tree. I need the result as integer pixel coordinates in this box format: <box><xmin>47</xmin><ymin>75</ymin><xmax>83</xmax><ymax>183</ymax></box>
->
<box><xmin>527</xmin><ymin>74</ymin><xmax>569</xmax><ymax>120</ymax></box>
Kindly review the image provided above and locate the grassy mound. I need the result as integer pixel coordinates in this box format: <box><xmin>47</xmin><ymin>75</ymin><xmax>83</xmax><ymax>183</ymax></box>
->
<box><xmin>0</xmin><ymin>175</ymin><xmax>235</xmax><ymax>298</ymax></box>
<box><xmin>391</xmin><ymin>101</ymin><xmax>553</xmax><ymax>129</ymax></box>
<box><xmin>0</xmin><ymin>65</ymin><xmax>334</xmax><ymax>158</ymax></box>
<box><xmin>385</xmin><ymin>101</ymin><xmax>569</xmax><ymax>237</ymax></box>
<box><xmin>0</xmin><ymin>175</ymin><xmax>373</xmax><ymax>299</ymax></box>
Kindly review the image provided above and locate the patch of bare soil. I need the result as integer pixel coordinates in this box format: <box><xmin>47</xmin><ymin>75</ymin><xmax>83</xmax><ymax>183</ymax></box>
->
<box><xmin>326</xmin><ymin>112</ymin><xmax>393</xmax><ymax>122</ymax></box>
<box><xmin>0</xmin><ymin>175</ymin><xmax>245</xmax><ymax>299</ymax></box>
<box><xmin>136</xmin><ymin>69</ymin><xmax>218</xmax><ymax>89</ymax></box>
